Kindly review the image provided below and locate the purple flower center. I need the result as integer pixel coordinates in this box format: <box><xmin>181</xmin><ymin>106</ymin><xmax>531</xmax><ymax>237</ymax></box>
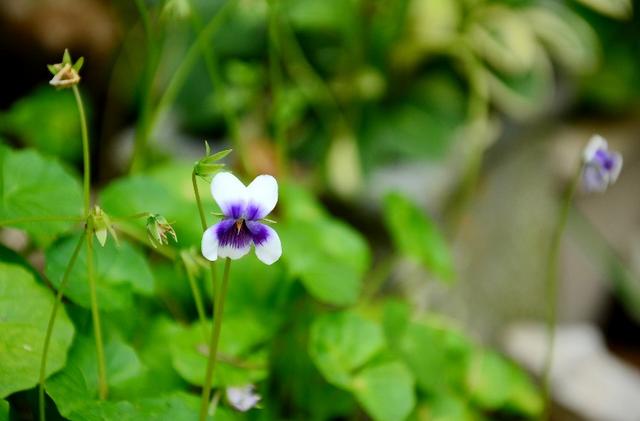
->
<box><xmin>595</xmin><ymin>149</ymin><xmax>615</xmax><ymax>171</ymax></box>
<box><xmin>215</xmin><ymin>217</ymin><xmax>270</xmax><ymax>249</ymax></box>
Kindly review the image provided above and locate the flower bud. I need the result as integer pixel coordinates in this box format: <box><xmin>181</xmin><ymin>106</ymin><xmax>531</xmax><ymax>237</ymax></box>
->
<box><xmin>90</xmin><ymin>206</ymin><xmax>118</xmax><ymax>247</ymax></box>
<box><xmin>194</xmin><ymin>142</ymin><xmax>231</xmax><ymax>182</ymax></box>
<box><xmin>146</xmin><ymin>214</ymin><xmax>177</xmax><ymax>248</ymax></box>
<box><xmin>48</xmin><ymin>49</ymin><xmax>84</xmax><ymax>89</ymax></box>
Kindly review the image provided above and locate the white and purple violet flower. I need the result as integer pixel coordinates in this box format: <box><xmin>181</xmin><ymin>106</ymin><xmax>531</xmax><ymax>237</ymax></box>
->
<box><xmin>582</xmin><ymin>135</ymin><xmax>623</xmax><ymax>193</ymax></box>
<box><xmin>226</xmin><ymin>385</ymin><xmax>261</xmax><ymax>412</ymax></box>
<box><xmin>201</xmin><ymin>172</ymin><xmax>282</xmax><ymax>264</ymax></box>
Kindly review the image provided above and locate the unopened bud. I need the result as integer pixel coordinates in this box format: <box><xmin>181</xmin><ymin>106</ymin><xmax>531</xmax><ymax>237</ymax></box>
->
<box><xmin>146</xmin><ymin>214</ymin><xmax>177</xmax><ymax>248</ymax></box>
<box><xmin>194</xmin><ymin>142</ymin><xmax>231</xmax><ymax>181</ymax></box>
<box><xmin>48</xmin><ymin>49</ymin><xmax>84</xmax><ymax>89</ymax></box>
<box><xmin>90</xmin><ymin>206</ymin><xmax>118</xmax><ymax>247</ymax></box>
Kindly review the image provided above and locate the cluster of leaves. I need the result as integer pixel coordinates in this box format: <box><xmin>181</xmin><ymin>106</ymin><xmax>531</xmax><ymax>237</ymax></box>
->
<box><xmin>0</xmin><ymin>140</ymin><xmax>541</xmax><ymax>420</ymax></box>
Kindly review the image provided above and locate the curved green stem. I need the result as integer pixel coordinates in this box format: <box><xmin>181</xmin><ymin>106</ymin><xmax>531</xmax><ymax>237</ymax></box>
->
<box><xmin>0</xmin><ymin>215</ymin><xmax>84</xmax><ymax>226</ymax></box>
<box><xmin>192</xmin><ymin>170</ymin><xmax>209</xmax><ymax>231</ymax></box>
<box><xmin>199</xmin><ymin>258</ymin><xmax>231</xmax><ymax>421</ymax></box>
<box><xmin>186</xmin><ymin>0</ymin><xmax>249</xmax><ymax>174</ymax></box>
<box><xmin>72</xmin><ymin>85</ymin><xmax>91</xmax><ymax>216</ymax></box>
<box><xmin>115</xmin><ymin>222</ymin><xmax>176</xmax><ymax>260</ymax></box>
<box><xmin>541</xmin><ymin>164</ymin><xmax>583</xmax><ymax>419</ymax></box>
<box><xmin>142</xmin><ymin>1</ymin><xmax>235</xmax><ymax>163</ymax></box>
<box><xmin>86</xmin><ymin>228</ymin><xmax>108</xmax><ymax>399</ymax></box>
<box><xmin>39</xmin><ymin>233</ymin><xmax>85</xmax><ymax>421</ymax></box>
<box><xmin>192</xmin><ymin>169</ymin><xmax>219</xmax><ymax>314</ymax></box>
<box><xmin>185</xmin><ymin>262</ymin><xmax>208</xmax><ymax>341</ymax></box>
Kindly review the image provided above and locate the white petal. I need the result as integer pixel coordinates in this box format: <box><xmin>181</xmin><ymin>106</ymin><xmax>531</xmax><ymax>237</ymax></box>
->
<box><xmin>609</xmin><ymin>151</ymin><xmax>623</xmax><ymax>182</ymax></box>
<box><xmin>201</xmin><ymin>225</ymin><xmax>219</xmax><ymax>261</ymax></box>
<box><xmin>245</xmin><ymin>175</ymin><xmax>278</xmax><ymax>220</ymax></box>
<box><xmin>218</xmin><ymin>243</ymin><xmax>251</xmax><ymax>260</ymax></box>
<box><xmin>227</xmin><ymin>385</ymin><xmax>261</xmax><ymax>412</ymax></box>
<box><xmin>583</xmin><ymin>135</ymin><xmax>608</xmax><ymax>162</ymax></box>
<box><xmin>211</xmin><ymin>172</ymin><xmax>247</xmax><ymax>218</ymax></box>
<box><xmin>254</xmin><ymin>225</ymin><xmax>282</xmax><ymax>265</ymax></box>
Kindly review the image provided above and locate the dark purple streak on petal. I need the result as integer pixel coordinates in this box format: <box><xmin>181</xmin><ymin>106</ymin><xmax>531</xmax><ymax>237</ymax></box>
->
<box><xmin>246</xmin><ymin>221</ymin><xmax>270</xmax><ymax>245</ymax></box>
<box><xmin>216</xmin><ymin>218</ymin><xmax>252</xmax><ymax>249</ymax></box>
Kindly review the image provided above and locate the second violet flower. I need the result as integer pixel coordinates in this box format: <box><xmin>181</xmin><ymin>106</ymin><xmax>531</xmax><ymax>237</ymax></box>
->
<box><xmin>201</xmin><ymin>172</ymin><xmax>282</xmax><ymax>265</ymax></box>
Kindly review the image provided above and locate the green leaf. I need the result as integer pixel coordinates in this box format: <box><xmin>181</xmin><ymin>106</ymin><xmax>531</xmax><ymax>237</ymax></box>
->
<box><xmin>0</xmin><ymin>400</ymin><xmax>8</xmax><ymax>421</ymax></box>
<box><xmin>284</xmin><ymin>0</ymin><xmax>356</xmax><ymax>33</ymax></box>
<box><xmin>382</xmin><ymin>299</ymin><xmax>410</xmax><ymax>348</ymax></box>
<box><xmin>351</xmin><ymin>361</ymin><xmax>415</xmax><ymax>421</ymax></box>
<box><xmin>468</xmin><ymin>7</ymin><xmax>537</xmax><ymax>75</ymax></box>
<box><xmin>0</xmin><ymin>146</ymin><xmax>82</xmax><ymax>246</ymax></box>
<box><xmin>60</xmin><ymin>392</ymin><xmax>232</xmax><ymax>421</ymax></box>
<box><xmin>113</xmin><ymin>318</ymin><xmax>188</xmax><ymax>398</ymax></box>
<box><xmin>170</xmin><ymin>316</ymin><xmax>269</xmax><ymax>387</ymax></box>
<box><xmin>309</xmin><ymin>311</ymin><xmax>385</xmax><ymax>388</ymax></box>
<box><xmin>485</xmin><ymin>49</ymin><xmax>553</xmax><ymax>120</ymax></box>
<box><xmin>418</xmin><ymin>394</ymin><xmax>477</xmax><ymax>421</ymax></box>
<box><xmin>383</xmin><ymin>192</ymin><xmax>454</xmax><ymax>281</ymax></box>
<box><xmin>279</xmin><ymin>186</ymin><xmax>369</xmax><ymax>305</ymax></box>
<box><xmin>398</xmin><ymin>319</ymin><xmax>471</xmax><ymax>394</ymax></box>
<box><xmin>0</xmin><ymin>87</ymin><xmax>84</xmax><ymax>160</ymax></box>
<box><xmin>0</xmin><ymin>263</ymin><xmax>75</xmax><ymax>398</ymax></box>
<box><xmin>46</xmin><ymin>334</ymin><xmax>143</xmax><ymax>417</ymax></box>
<box><xmin>45</xmin><ymin>235</ymin><xmax>154</xmax><ymax>312</ymax></box>
<box><xmin>526</xmin><ymin>5</ymin><xmax>598</xmax><ymax>74</ymax></box>
<box><xmin>466</xmin><ymin>350</ymin><xmax>542</xmax><ymax>417</ymax></box>
<box><xmin>280</xmin><ymin>217</ymin><xmax>369</xmax><ymax>306</ymax></box>
<box><xmin>101</xmin><ymin>165</ymin><xmax>214</xmax><ymax>247</ymax></box>
<box><xmin>573</xmin><ymin>0</ymin><xmax>632</xmax><ymax>19</ymax></box>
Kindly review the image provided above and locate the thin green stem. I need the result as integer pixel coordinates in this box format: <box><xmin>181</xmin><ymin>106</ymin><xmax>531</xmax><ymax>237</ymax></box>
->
<box><xmin>267</xmin><ymin>0</ymin><xmax>287</xmax><ymax>176</ymax></box>
<box><xmin>39</xmin><ymin>234</ymin><xmax>85</xmax><ymax>421</ymax></box>
<box><xmin>186</xmin><ymin>0</ymin><xmax>249</xmax><ymax>174</ymax></box>
<box><xmin>112</xmin><ymin>212</ymin><xmax>152</xmax><ymax>222</ymax></box>
<box><xmin>541</xmin><ymin>164</ymin><xmax>583</xmax><ymax>419</ymax></box>
<box><xmin>192</xmin><ymin>170</ymin><xmax>208</xmax><ymax>231</ymax></box>
<box><xmin>72</xmin><ymin>85</ymin><xmax>91</xmax><ymax>216</ymax></box>
<box><xmin>115</xmin><ymin>222</ymin><xmax>176</xmax><ymax>259</ymax></box>
<box><xmin>73</xmin><ymin>80</ymin><xmax>107</xmax><ymax>400</ymax></box>
<box><xmin>185</xmin><ymin>262</ymin><xmax>208</xmax><ymax>341</ymax></box>
<box><xmin>86</xmin><ymin>228</ymin><xmax>108</xmax><ymax>399</ymax></box>
<box><xmin>199</xmin><ymin>258</ymin><xmax>231</xmax><ymax>421</ymax></box>
<box><xmin>0</xmin><ymin>215</ymin><xmax>84</xmax><ymax>226</ymax></box>
<box><xmin>192</xmin><ymin>170</ymin><xmax>219</xmax><ymax>310</ymax></box>
<box><xmin>143</xmin><ymin>0</ymin><xmax>235</xmax><ymax>163</ymax></box>
<box><xmin>130</xmin><ymin>0</ymin><xmax>162</xmax><ymax>173</ymax></box>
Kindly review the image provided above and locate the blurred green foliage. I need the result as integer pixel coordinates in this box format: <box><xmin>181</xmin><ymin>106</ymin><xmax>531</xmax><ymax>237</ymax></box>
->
<box><xmin>0</xmin><ymin>0</ymin><xmax>637</xmax><ymax>419</ymax></box>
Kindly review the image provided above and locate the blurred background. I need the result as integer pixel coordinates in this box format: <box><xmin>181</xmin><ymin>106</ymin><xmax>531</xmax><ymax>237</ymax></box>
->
<box><xmin>1</xmin><ymin>0</ymin><xmax>640</xmax><ymax>420</ymax></box>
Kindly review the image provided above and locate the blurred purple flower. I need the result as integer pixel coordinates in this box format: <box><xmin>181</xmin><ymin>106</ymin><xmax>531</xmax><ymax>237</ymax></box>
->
<box><xmin>201</xmin><ymin>172</ymin><xmax>281</xmax><ymax>264</ymax></box>
<box><xmin>582</xmin><ymin>135</ymin><xmax>622</xmax><ymax>193</ymax></box>
<box><xmin>226</xmin><ymin>385</ymin><xmax>261</xmax><ymax>412</ymax></box>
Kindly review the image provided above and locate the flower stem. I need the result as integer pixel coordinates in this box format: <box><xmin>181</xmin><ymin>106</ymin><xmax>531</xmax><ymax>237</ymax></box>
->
<box><xmin>199</xmin><ymin>257</ymin><xmax>231</xmax><ymax>421</ymax></box>
<box><xmin>192</xmin><ymin>169</ymin><xmax>219</xmax><ymax>317</ymax></box>
<box><xmin>72</xmin><ymin>85</ymin><xmax>91</xmax><ymax>217</ymax></box>
<box><xmin>39</xmin><ymin>233</ymin><xmax>85</xmax><ymax>421</ymax></box>
<box><xmin>192</xmin><ymin>170</ymin><xmax>208</xmax><ymax>231</ymax></box>
<box><xmin>185</xmin><ymin>261</ymin><xmax>208</xmax><ymax>341</ymax></box>
<box><xmin>86</xmin><ymin>228</ymin><xmax>108</xmax><ymax>399</ymax></box>
<box><xmin>73</xmin><ymin>79</ymin><xmax>108</xmax><ymax>400</ymax></box>
<box><xmin>185</xmin><ymin>0</ymin><xmax>250</xmax><ymax>174</ymax></box>
<box><xmin>140</xmin><ymin>1</ymin><xmax>235</xmax><ymax>165</ymax></box>
<box><xmin>267</xmin><ymin>0</ymin><xmax>287</xmax><ymax>177</ymax></box>
<box><xmin>0</xmin><ymin>215</ymin><xmax>84</xmax><ymax>226</ymax></box>
<box><xmin>541</xmin><ymin>164</ymin><xmax>583</xmax><ymax>418</ymax></box>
